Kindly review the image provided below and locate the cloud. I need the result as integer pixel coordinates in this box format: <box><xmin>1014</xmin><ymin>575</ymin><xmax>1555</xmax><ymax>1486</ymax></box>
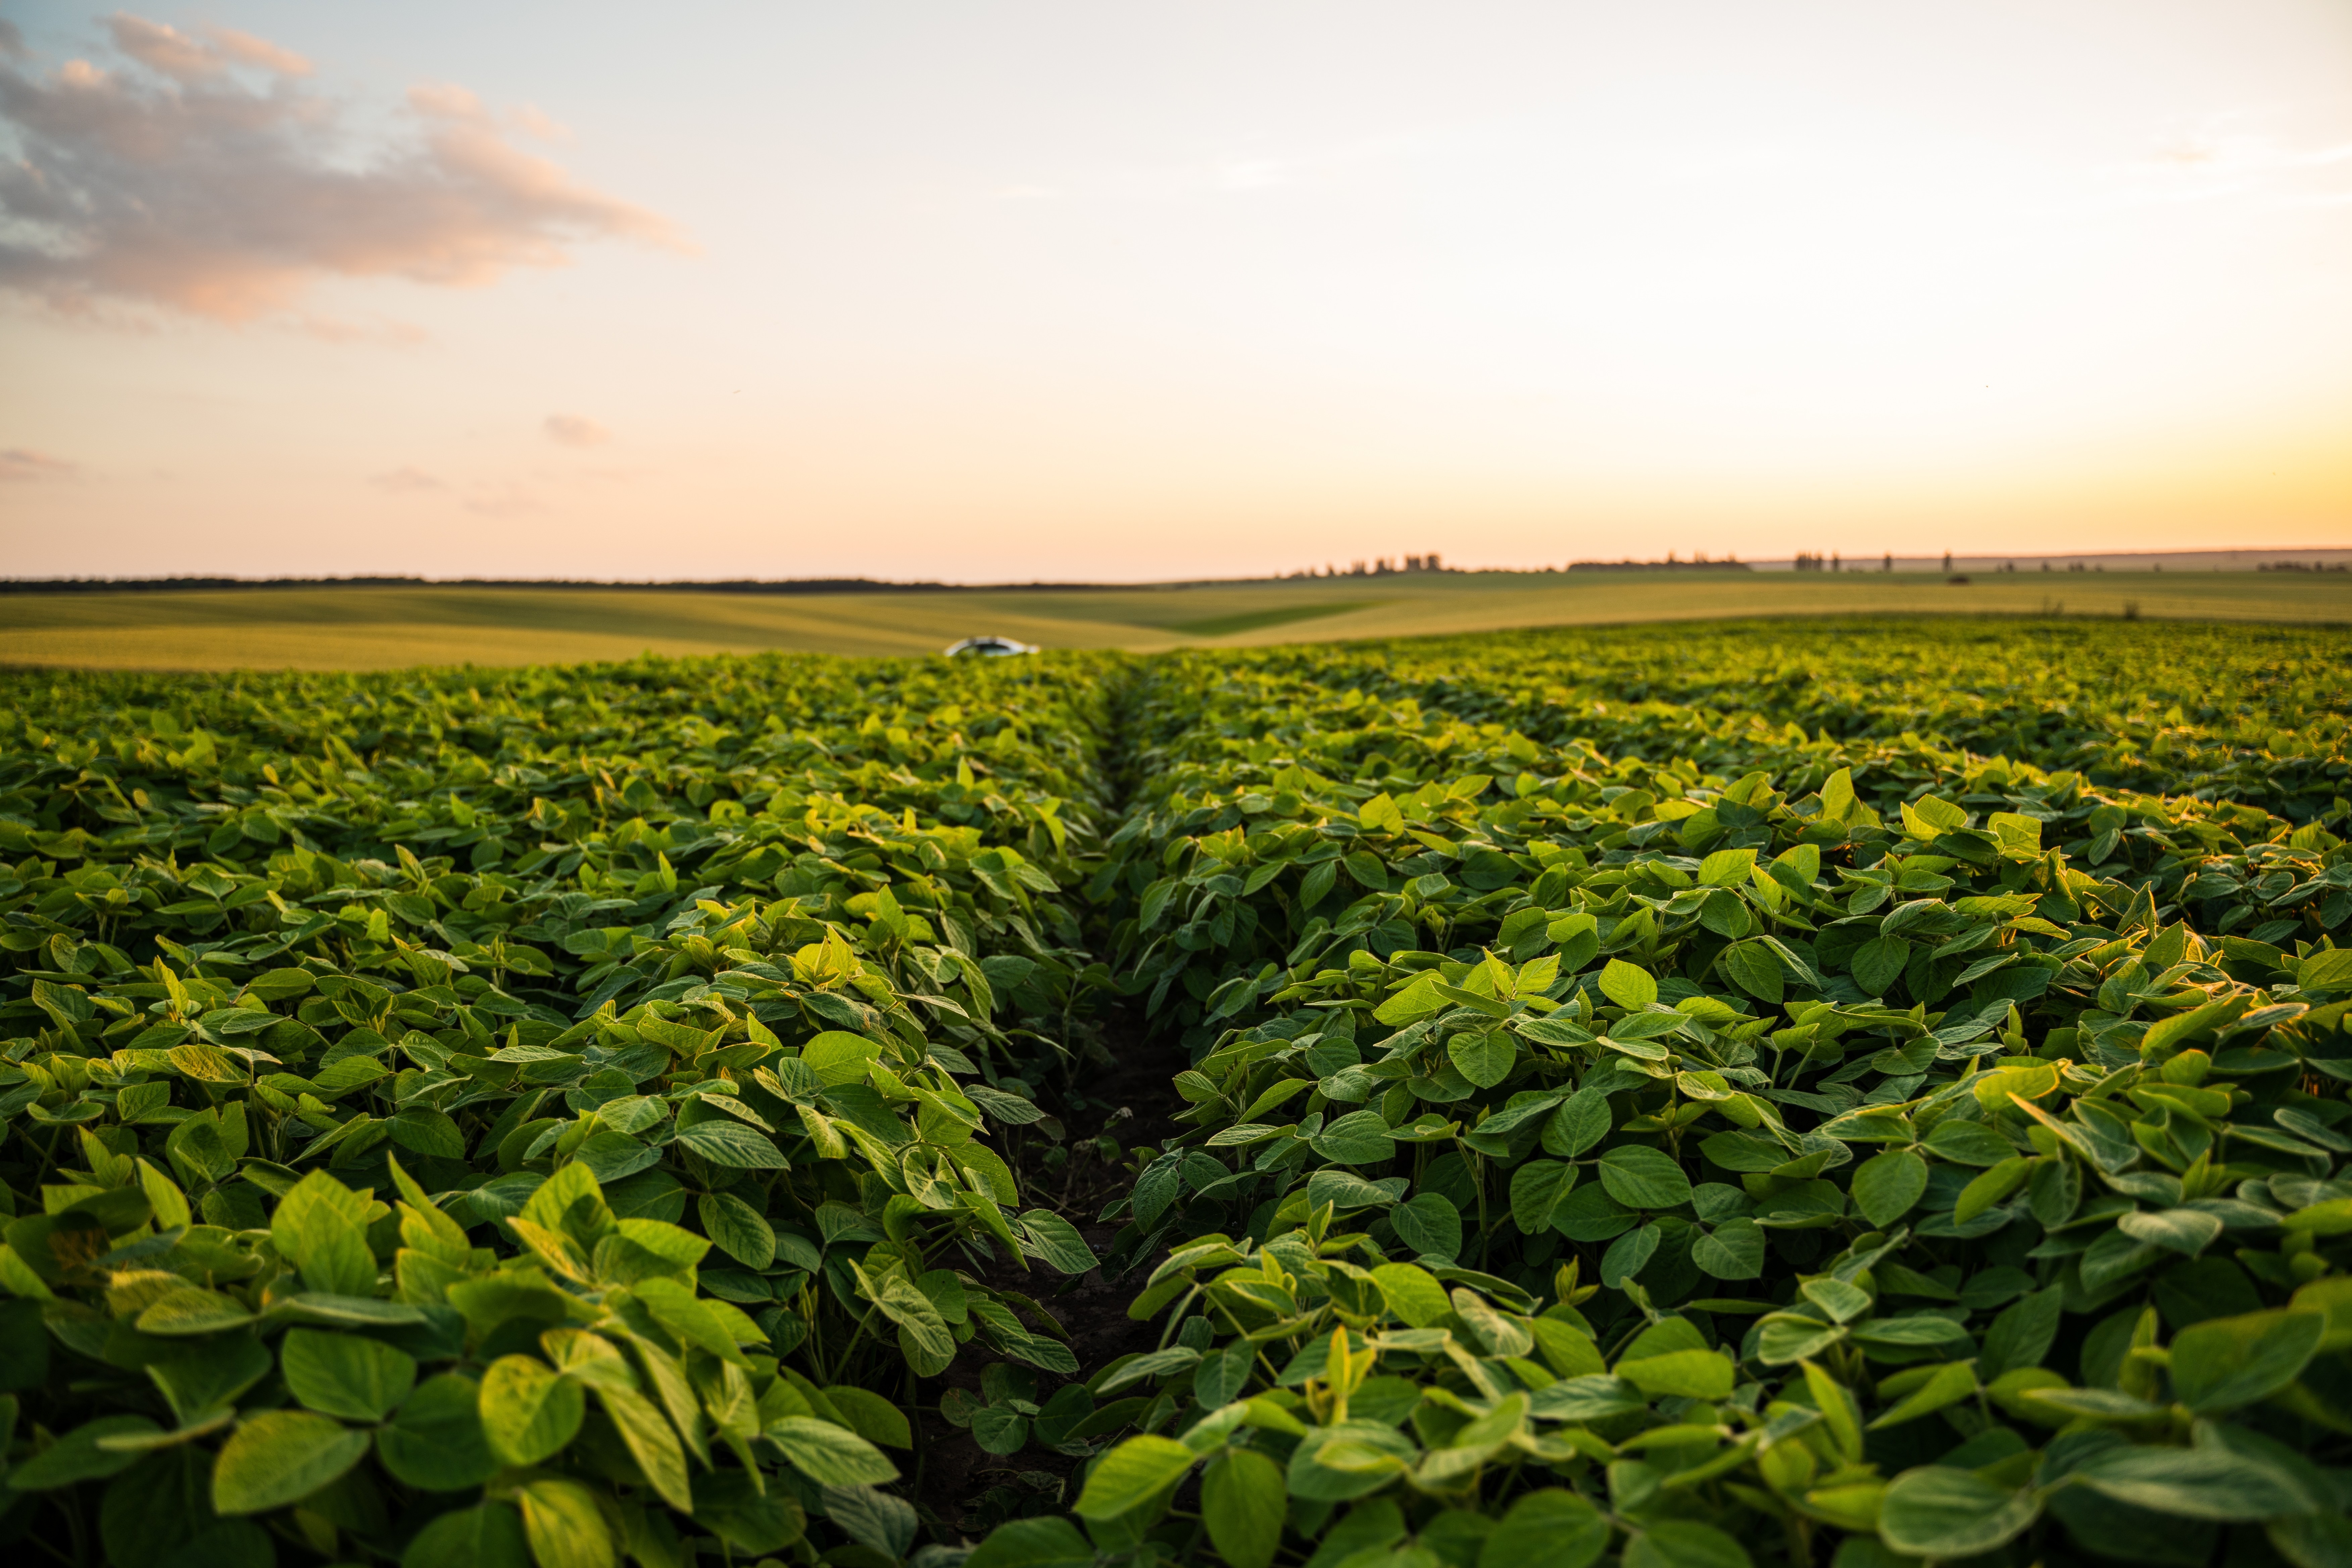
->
<box><xmin>543</xmin><ymin>413</ymin><xmax>610</xmax><ymax>448</ymax></box>
<box><xmin>0</xmin><ymin>16</ymin><xmax>682</xmax><ymax>323</ymax></box>
<box><xmin>0</xmin><ymin>447</ymin><xmax>75</xmax><ymax>481</ymax></box>
<box><xmin>370</xmin><ymin>466</ymin><xmax>444</xmax><ymax>494</ymax></box>
<box><xmin>107</xmin><ymin>16</ymin><xmax>311</xmax><ymax>80</ymax></box>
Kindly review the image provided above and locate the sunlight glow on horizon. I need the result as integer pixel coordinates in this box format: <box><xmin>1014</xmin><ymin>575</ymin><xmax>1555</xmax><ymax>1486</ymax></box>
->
<box><xmin>2</xmin><ymin>0</ymin><xmax>2348</xmax><ymax>581</ymax></box>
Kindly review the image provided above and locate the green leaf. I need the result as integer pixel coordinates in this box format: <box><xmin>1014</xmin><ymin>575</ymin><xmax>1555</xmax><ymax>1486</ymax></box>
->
<box><xmin>1720</xmin><ymin>942</ymin><xmax>1784</xmax><ymax>1004</ymax></box>
<box><xmin>1481</xmin><ymin>1488</ymin><xmax>1611</xmax><ymax>1568</ymax></box>
<box><xmin>1698</xmin><ymin>848</ymin><xmax>1757</xmax><ymax>887</ymax></box>
<box><xmin>1869</xmin><ymin>1360</ymin><xmax>1979</xmax><ymax>1429</ymax></box>
<box><xmin>633</xmin><ymin>1275</ymin><xmax>750</xmax><ymax>1364</ymax></box>
<box><xmin>1374</xmin><ymin>973</ymin><xmax>1446</xmax><ymax>1024</ymax></box>
<box><xmin>1018</xmin><ymin>1210</ymin><xmax>1100</xmax><ymax>1275</ymax></box>
<box><xmin>822</xmin><ymin>1384</ymin><xmax>914</xmax><ymax>1448</ymax></box>
<box><xmin>1073</xmin><ymin>1433</ymin><xmax>1198</xmax><ymax>1520</ymax></box>
<box><xmin>1691</xmin><ymin>1218</ymin><xmax>1765</xmax><ymax>1280</ymax></box>
<box><xmin>967</xmin><ymin>1517</ymin><xmax>1096</xmax><ymax>1568</ymax></box>
<box><xmin>887</xmin><ymin>1289</ymin><xmax>961</xmax><ymax>1377</ymax></box>
<box><xmin>7</xmin><ymin>1415</ymin><xmax>157</xmax><ymax>1489</ymax></box>
<box><xmin>516</xmin><ymin>1477</ymin><xmax>613</xmax><ymax>1568</ymax></box>
<box><xmin>2166</xmin><ymin>1310</ymin><xmax>2325</xmax><ymax>1414</ymax></box>
<box><xmin>767</xmin><ymin>1417</ymin><xmax>899</xmax><ymax>1487</ymax></box>
<box><xmin>1201</xmin><ymin>1448</ymin><xmax>1287</xmax><ymax>1568</ymax></box>
<box><xmin>1850</xmin><ymin>1149</ymin><xmax>1928</xmax><ymax>1227</ymax></box>
<box><xmin>1544</xmin><ymin>1087</ymin><xmax>1613</xmax><ymax>1158</ymax></box>
<box><xmin>1195</xmin><ymin>1339</ymin><xmax>1255</xmax><ymax>1408</ymax></box>
<box><xmin>1372</xmin><ymin>1263</ymin><xmax>1452</xmax><ymax>1328</ymax></box>
<box><xmin>1598</xmin><ymin>1144</ymin><xmax>1693</xmax><ymax>1210</ymax></box>
<box><xmin>692</xmin><ymin>1470</ymin><xmax>807</xmax><ymax>1555</ymax></box>
<box><xmin>2071</xmin><ymin>1443</ymin><xmax>2315</xmax><ymax>1520</ymax></box>
<box><xmin>269</xmin><ymin>1170</ymin><xmax>375</xmax><ymax>1296</ymax></box>
<box><xmin>2297</xmin><ymin>947</ymin><xmax>2352</xmax><ymax>993</ymax></box>
<box><xmin>1625</xmin><ymin>1520</ymin><xmax>1752</xmax><ymax>1568</ymax></box>
<box><xmin>280</xmin><ymin>1328</ymin><xmax>416</xmax><ymax>1422</ymax></box>
<box><xmin>211</xmin><ymin>1410</ymin><xmax>371</xmax><ymax>1515</ymax></box>
<box><xmin>402</xmin><ymin>1503</ymin><xmax>530</xmax><ymax>1568</ymax></box>
<box><xmin>671</xmin><ymin>1120</ymin><xmax>788</xmax><ymax>1169</ymax></box>
<box><xmin>1599</xmin><ymin>959</ymin><xmax>1658</xmax><ymax>1011</ymax></box>
<box><xmin>1602</xmin><ymin>1222</ymin><xmax>1662</xmax><ymax>1288</ymax></box>
<box><xmin>2117</xmin><ymin>1207</ymin><xmax>2224</xmax><ymax>1255</ymax></box>
<box><xmin>1978</xmin><ymin>1288</ymin><xmax>2064</xmax><ymax>1382</ymax></box>
<box><xmin>1286</xmin><ymin>1419</ymin><xmax>1417</xmax><ymax>1502</ymax></box>
<box><xmin>1311</xmin><ymin>1109</ymin><xmax>1396</xmax><ymax>1165</ymax></box>
<box><xmin>1509</xmin><ymin>1160</ymin><xmax>1579</xmax><ymax>1235</ymax></box>
<box><xmin>597</xmin><ymin>1385</ymin><xmax>693</xmax><ymax>1512</ymax></box>
<box><xmin>1851</xmin><ymin>936</ymin><xmax>1910</xmax><ymax>996</ymax></box>
<box><xmin>145</xmin><ymin>1335</ymin><xmax>273</xmax><ymax>1426</ymax></box>
<box><xmin>1924</xmin><ymin>1118</ymin><xmax>2017</xmax><ymax>1167</ymax></box>
<box><xmin>377</xmin><ymin>1373</ymin><xmax>502</xmax><ymax>1491</ymax></box>
<box><xmin>479</xmin><ymin>1354</ymin><xmax>586</xmax><ymax>1467</ymax></box>
<box><xmin>801</xmin><ymin>1030</ymin><xmax>882</xmax><ymax>1085</ymax></box>
<box><xmin>1390</xmin><ymin>1192</ymin><xmax>1464</xmax><ymax>1259</ymax></box>
<box><xmin>824</xmin><ymin>1484</ymin><xmax>911</xmax><ymax>1558</ymax></box>
<box><xmin>1616</xmin><ymin>1348</ymin><xmax>1734</xmax><ymax>1400</ymax></box>
<box><xmin>1449</xmin><ymin>1029</ymin><xmax>1517</xmax><ymax>1089</ymax></box>
<box><xmin>972</xmin><ymin>1404</ymin><xmax>1031</xmax><ymax>1455</ymax></box>
<box><xmin>2269</xmin><ymin>1514</ymin><xmax>2352</xmax><ymax>1568</ymax></box>
<box><xmin>136</xmin><ymin>1288</ymin><xmax>258</xmax><ymax>1336</ymax></box>
<box><xmin>390</xmin><ymin>1108</ymin><xmax>466</xmax><ymax>1159</ymax></box>
<box><xmin>697</xmin><ymin>1191</ymin><xmax>776</xmax><ymax>1269</ymax></box>
<box><xmin>1879</xmin><ymin>1466</ymin><xmax>2042</xmax><ymax>1557</ymax></box>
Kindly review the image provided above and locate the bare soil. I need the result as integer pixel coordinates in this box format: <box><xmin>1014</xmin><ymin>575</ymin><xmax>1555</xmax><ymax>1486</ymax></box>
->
<box><xmin>913</xmin><ymin>1002</ymin><xmax>1191</xmax><ymax>1539</ymax></box>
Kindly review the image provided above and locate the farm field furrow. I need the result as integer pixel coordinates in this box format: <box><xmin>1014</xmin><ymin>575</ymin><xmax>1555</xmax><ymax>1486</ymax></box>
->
<box><xmin>0</xmin><ymin>617</ymin><xmax>2346</xmax><ymax>1568</ymax></box>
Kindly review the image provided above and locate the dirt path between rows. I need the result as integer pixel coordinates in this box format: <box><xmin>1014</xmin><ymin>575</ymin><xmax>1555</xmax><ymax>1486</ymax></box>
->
<box><xmin>913</xmin><ymin>999</ymin><xmax>1191</xmax><ymax>1536</ymax></box>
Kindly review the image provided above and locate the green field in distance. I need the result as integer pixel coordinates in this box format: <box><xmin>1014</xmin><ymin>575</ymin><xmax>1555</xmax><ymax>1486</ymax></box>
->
<box><xmin>1</xmin><ymin>569</ymin><xmax>2346</xmax><ymax>670</ymax></box>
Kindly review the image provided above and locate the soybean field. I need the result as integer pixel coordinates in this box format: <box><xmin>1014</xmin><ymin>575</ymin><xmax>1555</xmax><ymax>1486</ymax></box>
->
<box><xmin>1</xmin><ymin>615</ymin><xmax>2349</xmax><ymax>1568</ymax></box>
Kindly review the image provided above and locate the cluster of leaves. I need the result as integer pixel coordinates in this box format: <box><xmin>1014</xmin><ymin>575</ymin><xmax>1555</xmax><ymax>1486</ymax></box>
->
<box><xmin>1161</xmin><ymin>619</ymin><xmax>2352</xmax><ymax>823</ymax></box>
<box><xmin>992</xmin><ymin>644</ymin><xmax>2352</xmax><ymax>1568</ymax></box>
<box><xmin>1096</xmin><ymin>653</ymin><xmax>2351</xmax><ymax>1047</ymax></box>
<box><xmin>0</xmin><ymin>651</ymin><xmax>1129</xmax><ymax>1567</ymax></box>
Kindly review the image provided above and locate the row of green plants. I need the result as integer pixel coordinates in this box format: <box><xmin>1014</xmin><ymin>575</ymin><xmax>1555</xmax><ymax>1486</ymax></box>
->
<box><xmin>973</xmin><ymin>641</ymin><xmax>2352</xmax><ymax>1568</ymax></box>
<box><xmin>2</xmin><ymin>619</ymin><xmax>2349</xmax><ymax>1568</ymax></box>
<box><xmin>1207</xmin><ymin>619</ymin><xmax>2352</xmax><ymax>822</ymax></box>
<box><xmin>0</xmin><ymin>653</ymin><xmax>1130</xmax><ymax>1567</ymax></box>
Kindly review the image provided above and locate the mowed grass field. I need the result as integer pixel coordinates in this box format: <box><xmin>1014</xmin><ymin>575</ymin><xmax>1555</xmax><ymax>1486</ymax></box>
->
<box><xmin>1</xmin><ymin>569</ymin><xmax>2347</xmax><ymax>669</ymax></box>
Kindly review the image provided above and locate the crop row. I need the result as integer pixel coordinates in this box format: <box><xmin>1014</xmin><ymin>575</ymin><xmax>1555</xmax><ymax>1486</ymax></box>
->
<box><xmin>0</xmin><ymin>652</ymin><xmax>1125</xmax><ymax>1567</ymax></box>
<box><xmin>1031</xmin><ymin>646</ymin><xmax>2351</xmax><ymax>1568</ymax></box>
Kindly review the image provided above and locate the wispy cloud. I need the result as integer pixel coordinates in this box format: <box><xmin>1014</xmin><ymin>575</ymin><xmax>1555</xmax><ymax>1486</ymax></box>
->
<box><xmin>369</xmin><ymin>466</ymin><xmax>444</xmax><ymax>494</ymax></box>
<box><xmin>2113</xmin><ymin>114</ymin><xmax>2352</xmax><ymax>209</ymax></box>
<box><xmin>0</xmin><ymin>16</ymin><xmax>684</xmax><ymax>325</ymax></box>
<box><xmin>543</xmin><ymin>413</ymin><xmax>610</xmax><ymax>448</ymax></box>
<box><xmin>0</xmin><ymin>447</ymin><xmax>75</xmax><ymax>481</ymax></box>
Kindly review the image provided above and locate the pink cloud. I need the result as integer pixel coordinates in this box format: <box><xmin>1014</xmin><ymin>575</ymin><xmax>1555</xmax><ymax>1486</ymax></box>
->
<box><xmin>106</xmin><ymin>16</ymin><xmax>311</xmax><ymax>81</ymax></box>
<box><xmin>0</xmin><ymin>16</ymin><xmax>682</xmax><ymax>323</ymax></box>
<box><xmin>0</xmin><ymin>447</ymin><xmax>76</xmax><ymax>481</ymax></box>
<box><xmin>370</xmin><ymin>466</ymin><xmax>444</xmax><ymax>494</ymax></box>
<box><xmin>543</xmin><ymin>413</ymin><xmax>610</xmax><ymax>448</ymax></box>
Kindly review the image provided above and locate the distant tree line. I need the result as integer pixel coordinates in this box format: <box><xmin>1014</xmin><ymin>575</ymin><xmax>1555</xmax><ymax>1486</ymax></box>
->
<box><xmin>1568</xmin><ymin>551</ymin><xmax>1749</xmax><ymax>573</ymax></box>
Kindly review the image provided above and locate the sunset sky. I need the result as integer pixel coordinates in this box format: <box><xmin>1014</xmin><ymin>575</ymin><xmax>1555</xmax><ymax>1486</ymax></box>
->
<box><xmin>3</xmin><ymin>1</ymin><xmax>2349</xmax><ymax>582</ymax></box>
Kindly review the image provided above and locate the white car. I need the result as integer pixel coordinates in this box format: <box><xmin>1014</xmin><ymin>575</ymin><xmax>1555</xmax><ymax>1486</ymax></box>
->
<box><xmin>942</xmin><ymin>636</ymin><xmax>1037</xmax><ymax>657</ymax></box>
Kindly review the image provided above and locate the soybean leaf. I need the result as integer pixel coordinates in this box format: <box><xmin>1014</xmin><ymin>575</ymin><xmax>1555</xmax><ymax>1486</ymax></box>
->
<box><xmin>1200</xmin><ymin>1448</ymin><xmax>1286</xmax><ymax>1568</ymax></box>
<box><xmin>211</xmin><ymin>1411</ymin><xmax>371</xmax><ymax>1515</ymax></box>
<box><xmin>280</xmin><ymin>1328</ymin><xmax>416</xmax><ymax>1423</ymax></box>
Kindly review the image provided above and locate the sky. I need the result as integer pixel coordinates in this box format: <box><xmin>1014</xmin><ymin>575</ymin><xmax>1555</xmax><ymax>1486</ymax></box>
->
<box><xmin>2</xmin><ymin>1</ymin><xmax>2349</xmax><ymax>582</ymax></box>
